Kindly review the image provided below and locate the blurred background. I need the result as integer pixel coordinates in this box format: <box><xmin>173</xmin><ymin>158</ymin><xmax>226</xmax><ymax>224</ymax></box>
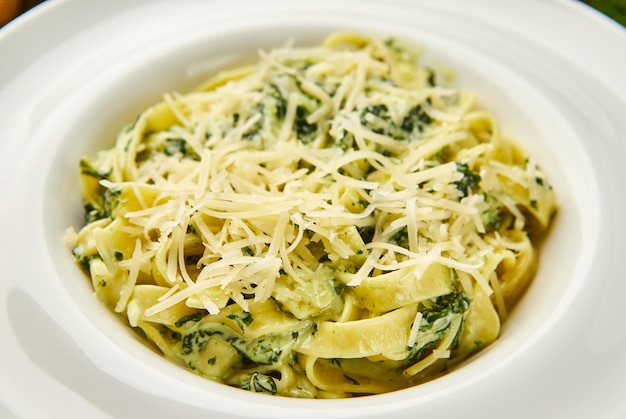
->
<box><xmin>1</xmin><ymin>0</ymin><xmax>625</xmax><ymax>30</ymax></box>
<box><xmin>0</xmin><ymin>0</ymin><xmax>40</xmax><ymax>27</ymax></box>
<box><xmin>580</xmin><ymin>0</ymin><xmax>626</xmax><ymax>25</ymax></box>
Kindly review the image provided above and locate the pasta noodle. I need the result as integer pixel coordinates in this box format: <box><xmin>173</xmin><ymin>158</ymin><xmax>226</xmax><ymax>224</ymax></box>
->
<box><xmin>66</xmin><ymin>32</ymin><xmax>557</xmax><ymax>398</ymax></box>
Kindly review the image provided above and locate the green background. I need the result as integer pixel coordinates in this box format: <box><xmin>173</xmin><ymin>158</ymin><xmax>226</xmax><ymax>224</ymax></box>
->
<box><xmin>583</xmin><ymin>0</ymin><xmax>626</xmax><ymax>26</ymax></box>
<box><xmin>8</xmin><ymin>1</ymin><xmax>626</xmax><ymax>28</ymax></box>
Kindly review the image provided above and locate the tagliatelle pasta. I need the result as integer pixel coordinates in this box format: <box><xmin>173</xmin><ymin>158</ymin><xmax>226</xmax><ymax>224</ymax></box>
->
<box><xmin>66</xmin><ymin>32</ymin><xmax>557</xmax><ymax>398</ymax></box>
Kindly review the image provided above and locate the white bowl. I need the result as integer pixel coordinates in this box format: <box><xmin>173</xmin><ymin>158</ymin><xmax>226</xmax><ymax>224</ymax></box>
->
<box><xmin>1</xmin><ymin>1</ymin><xmax>626</xmax><ymax>418</ymax></box>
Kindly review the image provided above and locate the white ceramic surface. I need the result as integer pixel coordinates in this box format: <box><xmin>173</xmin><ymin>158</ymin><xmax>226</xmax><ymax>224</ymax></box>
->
<box><xmin>1</xmin><ymin>1</ymin><xmax>625</xmax><ymax>418</ymax></box>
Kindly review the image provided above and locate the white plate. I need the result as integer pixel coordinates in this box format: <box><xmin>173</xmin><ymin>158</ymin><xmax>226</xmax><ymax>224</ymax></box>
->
<box><xmin>1</xmin><ymin>1</ymin><xmax>626</xmax><ymax>418</ymax></box>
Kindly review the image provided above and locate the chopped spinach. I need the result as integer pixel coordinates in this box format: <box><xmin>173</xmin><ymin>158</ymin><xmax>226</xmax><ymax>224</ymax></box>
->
<box><xmin>104</xmin><ymin>187</ymin><xmax>121</xmax><ymax>212</ymax></box>
<box><xmin>343</xmin><ymin>374</ymin><xmax>360</xmax><ymax>386</ymax></box>
<box><xmin>163</xmin><ymin>138</ymin><xmax>200</xmax><ymax>160</ymax></box>
<box><xmin>242</xmin><ymin>104</ymin><xmax>265</xmax><ymax>140</ymax></box>
<box><xmin>84</xmin><ymin>202</ymin><xmax>106</xmax><ymax>224</ymax></box>
<box><xmin>453</xmin><ymin>163</ymin><xmax>481</xmax><ymax>197</ymax></box>
<box><xmin>359</xmin><ymin>102</ymin><xmax>433</xmax><ymax>141</ymax></box>
<box><xmin>71</xmin><ymin>246</ymin><xmax>96</xmax><ymax>269</ymax></box>
<box><xmin>267</xmin><ymin>83</ymin><xmax>287</xmax><ymax>119</ymax></box>
<box><xmin>175</xmin><ymin>312</ymin><xmax>205</xmax><ymax>328</ymax></box>
<box><xmin>425</xmin><ymin>67</ymin><xmax>436</xmax><ymax>87</ymax></box>
<box><xmin>163</xmin><ymin>138</ymin><xmax>186</xmax><ymax>156</ymax></box>
<box><xmin>360</xmin><ymin>104</ymin><xmax>392</xmax><ymax>136</ymax></box>
<box><xmin>227</xmin><ymin>311</ymin><xmax>254</xmax><ymax>331</ymax></box>
<box><xmin>79</xmin><ymin>158</ymin><xmax>110</xmax><ymax>179</ymax></box>
<box><xmin>408</xmin><ymin>292</ymin><xmax>469</xmax><ymax>360</ymax></box>
<box><xmin>330</xmin><ymin>129</ymin><xmax>355</xmax><ymax>151</ymax></box>
<box><xmin>243</xmin><ymin>372</ymin><xmax>278</xmax><ymax>395</ymax></box>
<box><xmin>400</xmin><ymin>104</ymin><xmax>432</xmax><ymax>134</ymax></box>
<box><xmin>157</xmin><ymin>325</ymin><xmax>182</xmax><ymax>345</ymax></box>
<box><xmin>481</xmin><ymin>194</ymin><xmax>504</xmax><ymax>232</ymax></box>
<box><xmin>81</xmin><ymin>165</ymin><xmax>121</xmax><ymax>223</ymax></box>
<box><xmin>389</xmin><ymin>226</ymin><xmax>409</xmax><ymax>249</ymax></box>
<box><xmin>421</xmin><ymin>293</ymin><xmax>470</xmax><ymax>325</ymax></box>
<box><xmin>247</xmin><ymin>339</ymin><xmax>283</xmax><ymax>364</ymax></box>
<box><xmin>362</xmin><ymin>104</ymin><xmax>389</xmax><ymax>119</ymax></box>
<box><xmin>328</xmin><ymin>358</ymin><xmax>342</xmax><ymax>367</ymax></box>
<box><xmin>85</xmin><ymin>186</ymin><xmax>121</xmax><ymax>223</ymax></box>
<box><xmin>482</xmin><ymin>207</ymin><xmax>503</xmax><ymax>232</ymax></box>
<box><xmin>181</xmin><ymin>329</ymin><xmax>223</xmax><ymax>355</ymax></box>
<box><xmin>231</xmin><ymin>329</ymin><xmax>311</xmax><ymax>365</ymax></box>
<box><xmin>294</xmin><ymin>105</ymin><xmax>318</xmax><ymax>143</ymax></box>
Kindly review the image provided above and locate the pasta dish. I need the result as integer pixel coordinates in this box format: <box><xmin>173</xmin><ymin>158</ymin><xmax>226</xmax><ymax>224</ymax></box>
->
<box><xmin>66</xmin><ymin>32</ymin><xmax>557</xmax><ymax>398</ymax></box>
